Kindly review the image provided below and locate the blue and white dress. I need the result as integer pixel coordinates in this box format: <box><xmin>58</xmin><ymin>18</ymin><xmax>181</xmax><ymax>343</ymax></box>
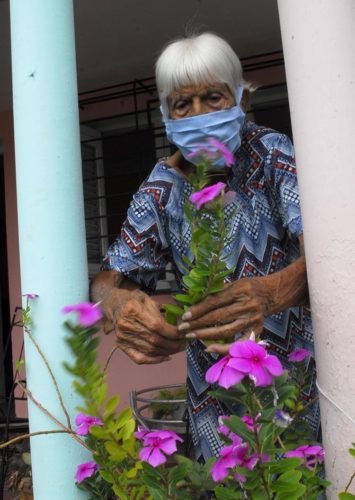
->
<box><xmin>102</xmin><ymin>120</ymin><xmax>319</xmax><ymax>462</ymax></box>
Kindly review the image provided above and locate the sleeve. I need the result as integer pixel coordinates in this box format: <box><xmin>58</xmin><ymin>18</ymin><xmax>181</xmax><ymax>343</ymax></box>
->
<box><xmin>101</xmin><ymin>188</ymin><xmax>170</xmax><ymax>292</ymax></box>
<box><xmin>264</xmin><ymin>133</ymin><xmax>303</xmax><ymax>239</ymax></box>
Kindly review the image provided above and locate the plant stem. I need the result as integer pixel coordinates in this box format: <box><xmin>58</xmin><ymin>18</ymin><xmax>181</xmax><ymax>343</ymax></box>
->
<box><xmin>17</xmin><ymin>380</ymin><xmax>92</xmax><ymax>451</ymax></box>
<box><xmin>249</xmin><ymin>390</ymin><xmax>272</xmax><ymax>500</ymax></box>
<box><xmin>0</xmin><ymin>429</ymin><xmax>76</xmax><ymax>448</ymax></box>
<box><xmin>104</xmin><ymin>345</ymin><xmax>119</xmax><ymax>372</ymax></box>
<box><xmin>24</xmin><ymin>325</ymin><xmax>72</xmax><ymax>429</ymax></box>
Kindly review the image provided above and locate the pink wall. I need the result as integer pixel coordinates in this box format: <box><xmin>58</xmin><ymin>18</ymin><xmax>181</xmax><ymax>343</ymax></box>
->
<box><xmin>0</xmin><ymin>110</ymin><xmax>27</xmax><ymax>416</ymax></box>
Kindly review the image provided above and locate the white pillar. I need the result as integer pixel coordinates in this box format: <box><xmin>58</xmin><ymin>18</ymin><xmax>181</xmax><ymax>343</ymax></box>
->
<box><xmin>277</xmin><ymin>0</ymin><xmax>355</xmax><ymax>496</ymax></box>
<box><xmin>10</xmin><ymin>0</ymin><xmax>90</xmax><ymax>498</ymax></box>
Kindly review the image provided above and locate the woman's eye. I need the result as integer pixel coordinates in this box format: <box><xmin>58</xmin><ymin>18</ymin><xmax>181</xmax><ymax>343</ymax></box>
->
<box><xmin>208</xmin><ymin>93</ymin><xmax>223</xmax><ymax>103</ymax></box>
<box><xmin>175</xmin><ymin>100</ymin><xmax>189</xmax><ymax>110</ymax></box>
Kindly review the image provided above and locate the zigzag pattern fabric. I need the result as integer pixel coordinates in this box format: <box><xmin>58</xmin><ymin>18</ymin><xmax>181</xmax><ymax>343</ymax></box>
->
<box><xmin>102</xmin><ymin>120</ymin><xmax>318</xmax><ymax>462</ymax></box>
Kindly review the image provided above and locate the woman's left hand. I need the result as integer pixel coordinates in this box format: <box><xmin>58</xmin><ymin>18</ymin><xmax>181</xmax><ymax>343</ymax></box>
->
<box><xmin>177</xmin><ymin>276</ymin><xmax>274</xmax><ymax>341</ymax></box>
<box><xmin>177</xmin><ymin>257</ymin><xmax>308</xmax><ymax>342</ymax></box>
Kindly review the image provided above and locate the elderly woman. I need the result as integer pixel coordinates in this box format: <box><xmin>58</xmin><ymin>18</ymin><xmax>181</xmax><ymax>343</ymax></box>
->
<box><xmin>92</xmin><ymin>32</ymin><xmax>318</xmax><ymax>462</ymax></box>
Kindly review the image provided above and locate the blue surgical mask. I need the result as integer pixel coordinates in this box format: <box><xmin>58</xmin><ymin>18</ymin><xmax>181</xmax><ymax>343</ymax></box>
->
<box><xmin>161</xmin><ymin>86</ymin><xmax>245</xmax><ymax>168</ymax></box>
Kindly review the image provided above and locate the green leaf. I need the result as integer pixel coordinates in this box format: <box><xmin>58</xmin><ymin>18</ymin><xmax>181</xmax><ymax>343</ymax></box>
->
<box><xmin>271</xmin><ymin>470</ymin><xmax>302</xmax><ymax>493</ymax></box>
<box><xmin>103</xmin><ymin>395</ymin><xmax>120</xmax><ymax>417</ymax></box>
<box><xmin>339</xmin><ymin>494</ymin><xmax>355</xmax><ymax>500</ymax></box>
<box><xmin>164</xmin><ymin>303</ymin><xmax>185</xmax><ymax>316</ymax></box>
<box><xmin>275</xmin><ymin>485</ymin><xmax>306</xmax><ymax>500</ymax></box>
<box><xmin>147</xmin><ymin>488</ymin><xmax>165</xmax><ymax>500</ymax></box>
<box><xmin>121</xmin><ymin>418</ymin><xmax>136</xmax><ymax>441</ymax></box>
<box><xmin>206</xmin><ymin>283</ymin><xmax>224</xmax><ymax>294</ymax></box>
<box><xmin>225</xmin><ymin>415</ymin><xmax>253</xmax><ymax>442</ymax></box>
<box><xmin>268</xmin><ymin>458</ymin><xmax>303</xmax><ymax>474</ymax></box>
<box><xmin>349</xmin><ymin>447</ymin><xmax>355</xmax><ymax>458</ymax></box>
<box><xmin>214</xmin><ymin>486</ymin><xmax>241</xmax><ymax>499</ymax></box>
<box><xmin>168</xmin><ymin>463</ymin><xmax>188</xmax><ymax>484</ymax></box>
<box><xmin>89</xmin><ymin>425</ymin><xmax>109</xmax><ymax>439</ymax></box>
<box><xmin>95</xmin><ymin>383</ymin><xmax>107</xmax><ymax>406</ymax></box>
<box><xmin>99</xmin><ymin>470</ymin><xmax>115</xmax><ymax>484</ymax></box>
<box><xmin>114</xmin><ymin>407</ymin><xmax>132</xmax><ymax>430</ymax></box>
<box><xmin>165</xmin><ymin>310</ymin><xmax>178</xmax><ymax>325</ymax></box>
<box><xmin>113</xmin><ymin>485</ymin><xmax>128</xmax><ymax>500</ymax></box>
<box><xmin>182</xmin><ymin>275</ymin><xmax>203</xmax><ymax>291</ymax></box>
<box><xmin>174</xmin><ymin>293</ymin><xmax>194</xmax><ymax>304</ymax></box>
<box><xmin>277</xmin><ymin>385</ymin><xmax>297</xmax><ymax>402</ymax></box>
<box><xmin>104</xmin><ymin>441</ymin><xmax>127</xmax><ymax>461</ymax></box>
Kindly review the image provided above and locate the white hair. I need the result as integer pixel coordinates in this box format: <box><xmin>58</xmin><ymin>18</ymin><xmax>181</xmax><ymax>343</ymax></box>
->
<box><xmin>155</xmin><ymin>33</ymin><xmax>245</xmax><ymax>116</ymax></box>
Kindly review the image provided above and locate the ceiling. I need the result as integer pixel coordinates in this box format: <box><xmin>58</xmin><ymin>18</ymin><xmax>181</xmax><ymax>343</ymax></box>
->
<box><xmin>0</xmin><ymin>0</ymin><xmax>282</xmax><ymax>111</ymax></box>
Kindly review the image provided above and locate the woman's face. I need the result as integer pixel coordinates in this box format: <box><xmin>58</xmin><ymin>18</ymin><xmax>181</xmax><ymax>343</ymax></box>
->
<box><xmin>167</xmin><ymin>82</ymin><xmax>235</xmax><ymax>119</ymax></box>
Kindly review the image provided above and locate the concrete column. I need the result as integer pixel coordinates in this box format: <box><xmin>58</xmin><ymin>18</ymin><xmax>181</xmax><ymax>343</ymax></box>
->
<box><xmin>277</xmin><ymin>0</ymin><xmax>355</xmax><ymax>496</ymax></box>
<box><xmin>10</xmin><ymin>1</ymin><xmax>90</xmax><ymax>498</ymax></box>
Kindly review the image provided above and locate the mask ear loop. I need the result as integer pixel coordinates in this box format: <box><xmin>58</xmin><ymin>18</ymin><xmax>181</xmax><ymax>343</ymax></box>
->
<box><xmin>235</xmin><ymin>85</ymin><xmax>244</xmax><ymax>106</ymax></box>
<box><xmin>160</xmin><ymin>104</ymin><xmax>168</xmax><ymax>123</ymax></box>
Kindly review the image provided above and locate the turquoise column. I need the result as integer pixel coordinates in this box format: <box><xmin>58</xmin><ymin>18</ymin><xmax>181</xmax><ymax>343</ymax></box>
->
<box><xmin>10</xmin><ymin>1</ymin><xmax>90</xmax><ymax>498</ymax></box>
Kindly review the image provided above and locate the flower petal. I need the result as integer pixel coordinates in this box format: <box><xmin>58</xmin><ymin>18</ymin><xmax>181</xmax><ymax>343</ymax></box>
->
<box><xmin>218</xmin><ymin>365</ymin><xmax>245</xmax><ymax>389</ymax></box>
<box><xmin>287</xmin><ymin>348</ymin><xmax>311</xmax><ymax>362</ymax></box>
<box><xmin>139</xmin><ymin>446</ymin><xmax>153</xmax><ymax>462</ymax></box>
<box><xmin>228</xmin><ymin>357</ymin><xmax>254</xmax><ymax>374</ymax></box>
<box><xmin>75</xmin><ymin>461</ymin><xmax>98</xmax><ymax>483</ymax></box>
<box><xmin>205</xmin><ymin>356</ymin><xmax>230</xmax><ymax>384</ymax></box>
<box><xmin>190</xmin><ymin>182</ymin><xmax>226</xmax><ymax>210</ymax></box>
<box><xmin>263</xmin><ymin>354</ymin><xmax>283</xmax><ymax>376</ymax></box>
<box><xmin>250</xmin><ymin>363</ymin><xmax>274</xmax><ymax>387</ymax></box>
<box><xmin>229</xmin><ymin>339</ymin><xmax>267</xmax><ymax>360</ymax></box>
<box><xmin>148</xmin><ymin>448</ymin><xmax>167</xmax><ymax>467</ymax></box>
<box><xmin>158</xmin><ymin>438</ymin><xmax>178</xmax><ymax>455</ymax></box>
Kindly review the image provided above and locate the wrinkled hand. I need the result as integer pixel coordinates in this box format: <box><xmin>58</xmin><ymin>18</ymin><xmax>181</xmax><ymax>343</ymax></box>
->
<box><xmin>178</xmin><ymin>277</ymin><xmax>275</xmax><ymax>342</ymax></box>
<box><xmin>103</xmin><ymin>288</ymin><xmax>185</xmax><ymax>365</ymax></box>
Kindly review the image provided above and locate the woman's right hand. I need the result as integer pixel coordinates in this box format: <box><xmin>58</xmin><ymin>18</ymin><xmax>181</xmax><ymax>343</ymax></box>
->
<box><xmin>102</xmin><ymin>288</ymin><xmax>186</xmax><ymax>364</ymax></box>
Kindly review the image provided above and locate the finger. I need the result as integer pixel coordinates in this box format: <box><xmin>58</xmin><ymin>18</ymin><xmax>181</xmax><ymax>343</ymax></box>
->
<box><xmin>178</xmin><ymin>300</ymin><xmax>260</xmax><ymax>332</ymax></box>
<box><xmin>116</xmin><ymin>328</ymin><xmax>186</xmax><ymax>356</ymax></box>
<box><xmin>205</xmin><ymin>332</ymin><xmax>251</xmax><ymax>354</ymax></box>
<box><xmin>205</xmin><ymin>344</ymin><xmax>231</xmax><ymax>355</ymax></box>
<box><xmin>185</xmin><ymin>313</ymin><xmax>264</xmax><ymax>341</ymax></box>
<box><xmin>120</xmin><ymin>298</ymin><xmax>181</xmax><ymax>340</ymax></box>
<box><xmin>182</xmin><ymin>280</ymin><xmax>253</xmax><ymax>321</ymax></box>
<box><xmin>103</xmin><ymin>319</ymin><xmax>115</xmax><ymax>335</ymax></box>
<box><xmin>118</xmin><ymin>343</ymin><xmax>171</xmax><ymax>365</ymax></box>
<box><xmin>116</xmin><ymin>328</ymin><xmax>180</xmax><ymax>356</ymax></box>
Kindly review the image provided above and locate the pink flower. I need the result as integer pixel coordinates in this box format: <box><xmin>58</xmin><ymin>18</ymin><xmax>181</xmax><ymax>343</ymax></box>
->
<box><xmin>190</xmin><ymin>182</ymin><xmax>226</xmax><ymax>210</ymax></box>
<box><xmin>62</xmin><ymin>302</ymin><xmax>102</xmax><ymax>327</ymax></box>
<box><xmin>241</xmin><ymin>414</ymin><xmax>261</xmax><ymax>433</ymax></box>
<box><xmin>207</xmin><ymin>138</ymin><xmax>235</xmax><ymax>167</ymax></box>
<box><xmin>287</xmin><ymin>348</ymin><xmax>311</xmax><ymax>363</ymax></box>
<box><xmin>217</xmin><ymin>416</ymin><xmax>242</xmax><ymax>445</ymax></box>
<box><xmin>22</xmin><ymin>293</ymin><xmax>39</xmax><ymax>299</ymax></box>
<box><xmin>134</xmin><ymin>425</ymin><xmax>150</xmax><ymax>440</ymax></box>
<box><xmin>285</xmin><ymin>445</ymin><xmax>325</xmax><ymax>468</ymax></box>
<box><xmin>228</xmin><ymin>340</ymin><xmax>283</xmax><ymax>387</ymax></box>
<box><xmin>205</xmin><ymin>355</ymin><xmax>244</xmax><ymax>389</ymax></box>
<box><xmin>211</xmin><ymin>444</ymin><xmax>241</xmax><ymax>481</ymax></box>
<box><xmin>139</xmin><ymin>430</ymin><xmax>183</xmax><ymax>467</ymax></box>
<box><xmin>75</xmin><ymin>461</ymin><xmax>98</xmax><ymax>483</ymax></box>
<box><xmin>211</xmin><ymin>443</ymin><xmax>257</xmax><ymax>482</ymax></box>
<box><xmin>75</xmin><ymin>413</ymin><xmax>103</xmax><ymax>436</ymax></box>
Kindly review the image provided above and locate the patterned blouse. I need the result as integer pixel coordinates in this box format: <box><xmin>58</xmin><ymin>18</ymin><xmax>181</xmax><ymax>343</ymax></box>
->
<box><xmin>102</xmin><ymin>120</ymin><xmax>319</xmax><ymax>462</ymax></box>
